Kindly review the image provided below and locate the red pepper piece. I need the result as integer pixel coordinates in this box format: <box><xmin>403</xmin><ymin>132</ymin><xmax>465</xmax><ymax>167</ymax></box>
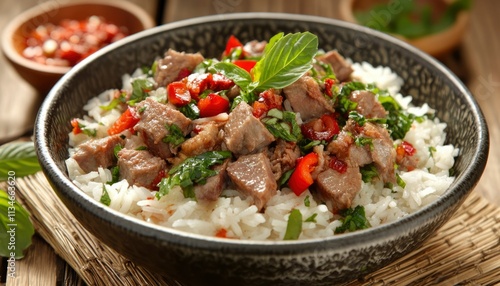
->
<box><xmin>396</xmin><ymin>141</ymin><xmax>416</xmax><ymax>160</ymax></box>
<box><xmin>252</xmin><ymin>89</ymin><xmax>283</xmax><ymax>118</ymax></box>
<box><xmin>209</xmin><ymin>73</ymin><xmax>235</xmax><ymax>91</ymax></box>
<box><xmin>107</xmin><ymin>107</ymin><xmax>140</xmax><ymax>135</ymax></box>
<box><xmin>197</xmin><ymin>93</ymin><xmax>230</xmax><ymax>118</ymax></box>
<box><xmin>184</xmin><ymin>73</ymin><xmax>212</xmax><ymax>101</ymax></box>
<box><xmin>71</xmin><ymin>118</ymin><xmax>82</xmax><ymax>135</ymax></box>
<box><xmin>175</xmin><ymin>67</ymin><xmax>192</xmax><ymax>81</ymax></box>
<box><xmin>224</xmin><ymin>35</ymin><xmax>244</xmax><ymax>57</ymax></box>
<box><xmin>167</xmin><ymin>81</ymin><xmax>191</xmax><ymax>106</ymax></box>
<box><xmin>329</xmin><ymin>155</ymin><xmax>347</xmax><ymax>174</ymax></box>
<box><xmin>301</xmin><ymin>114</ymin><xmax>340</xmax><ymax>141</ymax></box>
<box><xmin>288</xmin><ymin>152</ymin><xmax>319</xmax><ymax>196</ymax></box>
<box><xmin>324</xmin><ymin>78</ymin><xmax>336</xmax><ymax>97</ymax></box>
<box><xmin>233</xmin><ymin>60</ymin><xmax>257</xmax><ymax>74</ymax></box>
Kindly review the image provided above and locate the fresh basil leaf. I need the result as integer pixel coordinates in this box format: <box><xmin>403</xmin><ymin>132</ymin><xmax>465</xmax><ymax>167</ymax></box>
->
<box><xmin>252</xmin><ymin>32</ymin><xmax>318</xmax><ymax>92</ymax></box>
<box><xmin>334</xmin><ymin>205</ymin><xmax>371</xmax><ymax>234</ymax></box>
<box><xmin>211</xmin><ymin>62</ymin><xmax>253</xmax><ymax>91</ymax></box>
<box><xmin>0</xmin><ymin>142</ymin><xmax>41</xmax><ymax>181</ymax></box>
<box><xmin>283</xmin><ymin>209</ymin><xmax>302</xmax><ymax>240</ymax></box>
<box><xmin>0</xmin><ymin>190</ymin><xmax>35</xmax><ymax>259</ymax></box>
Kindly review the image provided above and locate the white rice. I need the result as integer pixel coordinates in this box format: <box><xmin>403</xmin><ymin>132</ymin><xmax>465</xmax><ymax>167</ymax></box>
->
<box><xmin>66</xmin><ymin>62</ymin><xmax>458</xmax><ymax>241</ymax></box>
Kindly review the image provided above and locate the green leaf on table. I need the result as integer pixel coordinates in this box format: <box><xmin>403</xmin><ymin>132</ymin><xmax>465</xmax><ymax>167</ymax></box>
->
<box><xmin>0</xmin><ymin>190</ymin><xmax>35</xmax><ymax>259</ymax></box>
<box><xmin>0</xmin><ymin>141</ymin><xmax>41</xmax><ymax>181</ymax></box>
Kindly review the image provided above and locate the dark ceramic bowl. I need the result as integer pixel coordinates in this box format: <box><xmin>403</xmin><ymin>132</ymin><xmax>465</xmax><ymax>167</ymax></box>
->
<box><xmin>35</xmin><ymin>13</ymin><xmax>489</xmax><ymax>285</ymax></box>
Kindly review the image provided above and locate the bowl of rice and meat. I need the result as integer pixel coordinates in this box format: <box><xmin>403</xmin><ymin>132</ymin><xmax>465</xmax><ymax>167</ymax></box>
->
<box><xmin>35</xmin><ymin>13</ymin><xmax>488</xmax><ymax>285</ymax></box>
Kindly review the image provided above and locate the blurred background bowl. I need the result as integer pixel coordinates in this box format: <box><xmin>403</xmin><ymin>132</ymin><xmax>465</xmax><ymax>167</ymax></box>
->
<box><xmin>339</xmin><ymin>0</ymin><xmax>470</xmax><ymax>57</ymax></box>
<box><xmin>35</xmin><ymin>13</ymin><xmax>488</xmax><ymax>285</ymax></box>
<box><xmin>1</xmin><ymin>0</ymin><xmax>155</xmax><ymax>95</ymax></box>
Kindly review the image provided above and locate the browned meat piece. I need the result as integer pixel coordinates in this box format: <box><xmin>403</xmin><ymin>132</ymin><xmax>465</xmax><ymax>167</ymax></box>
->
<box><xmin>154</xmin><ymin>49</ymin><xmax>204</xmax><ymax>86</ymax></box>
<box><xmin>243</xmin><ymin>40</ymin><xmax>267</xmax><ymax>58</ymax></box>
<box><xmin>135</xmin><ymin>97</ymin><xmax>192</xmax><ymax>160</ymax></box>
<box><xmin>315</xmin><ymin>167</ymin><xmax>362</xmax><ymax>213</ymax></box>
<box><xmin>181</xmin><ymin>122</ymin><xmax>221</xmax><ymax>157</ymax></box>
<box><xmin>117</xmin><ymin>148</ymin><xmax>166</xmax><ymax>188</ymax></box>
<box><xmin>396</xmin><ymin>154</ymin><xmax>419</xmax><ymax>172</ymax></box>
<box><xmin>223</xmin><ymin>102</ymin><xmax>275</xmax><ymax>155</ymax></box>
<box><xmin>72</xmin><ymin>134</ymin><xmax>124</xmax><ymax>173</ymax></box>
<box><xmin>194</xmin><ymin>160</ymin><xmax>229</xmax><ymax>201</ymax></box>
<box><xmin>226</xmin><ymin>152</ymin><xmax>277</xmax><ymax>211</ymax></box>
<box><xmin>315</xmin><ymin>50</ymin><xmax>353</xmax><ymax>82</ymax></box>
<box><xmin>327</xmin><ymin>120</ymin><xmax>372</xmax><ymax>168</ymax></box>
<box><xmin>349</xmin><ymin>90</ymin><xmax>387</xmax><ymax>119</ymax></box>
<box><xmin>269</xmin><ymin>139</ymin><xmax>301</xmax><ymax>180</ymax></box>
<box><xmin>362</xmin><ymin>122</ymin><xmax>396</xmax><ymax>184</ymax></box>
<box><xmin>283</xmin><ymin>75</ymin><xmax>335</xmax><ymax>121</ymax></box>
<box><xmin>124</xmin><ymin>135</ymin><xmax>146</xmax><ymax>149</ymax></box>
<box><xmin>327</xmin><ymin>119</ymin><xmax>396</xmax><ymax>183</ymax></box>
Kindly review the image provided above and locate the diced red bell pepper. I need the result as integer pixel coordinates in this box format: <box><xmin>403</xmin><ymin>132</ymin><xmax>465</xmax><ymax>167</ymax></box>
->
<box><xmin>329</xmin><ymin>155</ymin><xmax>347</xmax><ymax>174</ymax></box>
<box><xmin>252</xmin><ymin>89</ymin><xmax>283</xmax><ymax>118</ymax></box>
<box><xmin>396</xmin><ymin>141</ymin><xmax>416</xmax><ymax>160</ymax></box>
<box><xmin>184</xmin><ymin>73</ymin><xmax>212</xmax><ymax>100</ymax></box>
<box><xmin>175</xmin><ymin>67</ymin><xmax>192</xmax><ymax>81</ymax></box>
<box><xmin>209</xmin><ymin>73</ymin><xmax>235</xmax><ymax>91</ymax></box>
<box><xmin>197</xmin><ymin>93</ymin><xmax>230</xmax><ymax>118</ymax></box>
<box><xmin>301</xmin><ymin>114</ymin><xmax>340</xmax><ymax>141</ymax></box>
<box><xmin>224</xmin><ymin>35</ymin><xmax>244</xmax><ymax>57</ymax></box>
<box><xmin>288</xmin><ymin>152</ymin><xmax>319</xmax><ymax>196</ymax></box>
<box><xmin>324</xmin><ymin>78</ymin><xmax>337</xmax><ymax>97</ymax></box>
<box><xmin>107</xmin><ymin>107</ymin><xmax>140</xmax><ymax>135</ymax></box>
<box><xmin>233</xmin><ymin>60</ymin><xmax>257</xmax><ymax>74</ymax></box>
<box><xmin>71</xmin><ymin>118</ymin><xmax>82</xmax><ymax>135</ymax></box>
<box><xmin>167</xmin><ymin>81</ymin><xmax>191</xmax><ymax>106</ymax></box>
<box><xmin>215</xmin><ymin>228</ymin><xmax>228</xmax><ymax>238</ymax></box>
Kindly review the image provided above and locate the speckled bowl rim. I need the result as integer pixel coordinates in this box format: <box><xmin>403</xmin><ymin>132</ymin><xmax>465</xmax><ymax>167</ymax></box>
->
<box><xmin>35</xmin><ymin>13</ymin><xmax>489</xmax><ymax>255</ymax></box>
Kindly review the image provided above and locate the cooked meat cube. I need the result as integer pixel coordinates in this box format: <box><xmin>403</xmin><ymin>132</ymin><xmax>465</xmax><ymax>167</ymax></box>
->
<box><xmin>349</xmin><ymin>90</ymin><xmax>387</xmax><ymax>119</ymax></box>
<box><xmin>72</xmin><ymin>134</ymin><xmax>124</xmax><ymax>173</ymax></box>
<box><xmin>117</xmin><ymin>148</ymin><xmax>166</xmax><ymax>188</ymax></box>
<box><xmin>135</xmin><ymin>97</ymin><xmax>192</xmax><ymax>160</ymax></box>
<box><xmin>327</xmin><ymin>119</ymin><xmax>396</xmax><ymax>183</ymax></box>
<box><xmin>181</xmin><ymin>122</ymin><xmax>222</xmax><ymax>157</ymax></box>
<box><xmin>269</xmin><ymin>139</ymin><xmax>301</xmax><ymax>180</ymax></box>
<box><xmin>327</xmin><ymin>126</ymin><xmax>372</xmax><ymax>168</ymax></box>
<box><xmin>226</xmin><ymin>153</ymin><xmax>277</xmax><ymax>211</ymax></box>
<box><xmin>154</xmin><ymin>49</ymin><xmax>204</xmax><ymax>86</ymax></box>
<box><xmin>194</xmin><ymin>160</ymin><xmax>229</xmax><ymax>201</ymax></box>
<box><xmin>315</xmin><ymin>167</ymin><xmax>362</xmax><ymax>213</ymax></box>
<box><xmin>124</xmin><ymin>135</ymin><xmax>147</xmax><ymax>150</ymax></box>
<box><xmin>243</xmin><ymin>40</ymin><xmax>267</xmax><ymax>58</ymax></box>
<box><xmin>283</xmin><ymin>75</ymin><xmax>335</xmax><ymax>121</ymax></box>
<box><xmin>362</xmin><ymin>122</ymin><xmax>396</xmax><ymax>184</ymax></box>
<box><xmin>316</xmin><ymin>50</ymin><xmax>353</xmax><ymax>82</ymax></box>
<box><xmin>396</xmin><ymin>152</ymin><xmax>419</xmax><ymax>172</ymax></box>
<box><xmin>223</xmin><ymin>102</ymin><xmax>275</xmax><ymax>155</ymax></box>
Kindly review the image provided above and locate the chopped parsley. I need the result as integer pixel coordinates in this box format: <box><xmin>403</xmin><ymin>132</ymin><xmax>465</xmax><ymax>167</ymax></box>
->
<box><xmin>100</xmin><ymin>184</ymin><xmax>111</xmax><ymax>206</ymax></box>
<box><xmin>334</xmin><ymin>206</ymin><xmax>371</xmax><ymax>234</ymax></box>
<box><xmin>163</xmin><ymin>123</ymin><xmax>185</xmax><ymax>146</ymax></box>
<box><xmin>128</xmin><ymin>79</ymin><xmax>154</xmax><ymax>106</ymax></box>
<box><xmin>305</xmin><ymin>213</ymin><xmax>317</xmax><ymax>223</ymax></box>
<box><xmin>360</xmin><ymin>164</ymin><xmax>379</xmax><ymax>183</ymax></box>
<box><xmin>261</xmin><ymin>108</ymin><xmax>302</xmax><ymax>142</ymax></box>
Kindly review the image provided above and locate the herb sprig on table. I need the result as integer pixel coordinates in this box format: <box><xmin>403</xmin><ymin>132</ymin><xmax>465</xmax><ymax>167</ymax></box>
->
<box><xmin>0</xmin><ymin>141</ymin><xmax>40</xmax><ymax>259</ymax></box>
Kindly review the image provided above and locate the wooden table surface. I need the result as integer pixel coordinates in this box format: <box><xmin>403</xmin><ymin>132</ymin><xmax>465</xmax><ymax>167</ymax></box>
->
<box><xmin>1</xmin><ymin>0</ymin><xmax>499</xmax><ymax>285</ymax></box>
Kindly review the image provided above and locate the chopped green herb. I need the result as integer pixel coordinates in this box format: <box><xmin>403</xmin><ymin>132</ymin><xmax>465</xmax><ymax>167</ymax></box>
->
<box><xmin>163</xmin><ymin>124</ymin><xmax>185</xmax><ymax>147</ymax></box>
<box><xmin>113</xmin><ymin>144</ymin><xmax>123</xmax><ymax>158</ymax></box>
<box><xmin>278</xmin><ymin>169</ymin><xmax>293</xmax><ymax>187</ymax></box>
<box><xmin>378</xmin><ymin>95</ymin><xmax>415</xmax><ymax>140</ymax></box>
<box><xmin>100</xmin><ymin>184</ymin><xmax>111</xmax><ymax>206</ymax></box>
<box><xmin>179</xmin><ymin>101</ymin><xmax>200</xmax><ymax>120</ymax></box>
<box><xmin>396</xmin><ymin>173</ymin><xmax>406</xmax><ymax>188</ymax></box>
<box><xmin>429</xmin><ymin>146</ymin><xmax>437</xmax><ymax>158</ymax></box>
<box><xmin>360</xmin><ymin>164</ymin><xmax>378</xmax><ymax>183</ymax></box>
<box><xmin>355</xmin><ymin>136</ymin><xmax>373</xmax><ymax>150</ymax></box>
<box><xmin>107</xmin><ymin>166</ymin><xmax>120</xmax><ymax>185</ymax></box>
<box><xmin>304</xmin><ymin>195</ymin><xmax>311</xmax><ymax>207</ymax></box>
<box><xmin>156</xmin><ymin>151</ymin><xmax>232</xmax><ymax>199</ymax></box>
<box><xmin>349</xmin><ymin>111</ymin><xmax>386</xmax><ymax>126</ymax></box>
<box><xmin>334</xmin><ymin>206</ymin><xmax>371</xmax><ymax>234</ymax></box>
<box><xmin>305</xmin><ymin>213</ymin><xmax>317</xmax><ymax>223</ymax></box>
<box><xmin>135</xmin><ymin>146</ymin><xmax>148</xmax><ymax>151</ymax></box>
<box><xmin>261</xmin><ymin>109</ymin><xmax>302</xmax><ymax>142</ymax></box>
<box><xmin>283</xmin><ymin>209</ymin><xmax>302</xmax><ymax>240</ymax></box>
<box><xmin>128</xmin><ymin>79</ymin><xmax>154</xmax><ymax>106</ymax></box>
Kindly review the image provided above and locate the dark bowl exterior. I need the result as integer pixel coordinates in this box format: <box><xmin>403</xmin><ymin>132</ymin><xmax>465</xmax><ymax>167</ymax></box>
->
<box><xmin>35</xmin><ymin>13</ymin><xmax>489</xmax><ymax>286</ymax></box>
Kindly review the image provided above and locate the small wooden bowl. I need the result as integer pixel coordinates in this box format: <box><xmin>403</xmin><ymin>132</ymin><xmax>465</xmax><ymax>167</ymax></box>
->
<box><xmin>338</xmin><ymin>0</ymin><xmax>470</xmax><ymax>57</ymax></box>
<box><xmin>1</xmin><ymin>0</ymin><xmax>155</xmax><ymax>94</ymax></box>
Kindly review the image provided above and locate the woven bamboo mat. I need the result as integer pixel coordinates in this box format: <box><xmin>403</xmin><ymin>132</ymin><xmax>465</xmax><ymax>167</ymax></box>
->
<box><xmin>12</xmin><ymin>172</ymin><xmax>500</xmax><ymax>285</ymax></box>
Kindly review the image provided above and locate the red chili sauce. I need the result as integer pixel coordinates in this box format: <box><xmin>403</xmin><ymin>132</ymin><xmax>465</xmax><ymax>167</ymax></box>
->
<box><xmin>22</xmin><ymin>16</ymin><xmax>128</xmax><ymax>67</ymax></box>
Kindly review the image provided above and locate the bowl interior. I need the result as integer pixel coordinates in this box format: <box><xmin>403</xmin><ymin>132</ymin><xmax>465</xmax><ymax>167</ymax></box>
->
<box><xmin>35</xmin><ymin>13</ymin><xmax>488</xmax><ymax>285</ymax></box>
